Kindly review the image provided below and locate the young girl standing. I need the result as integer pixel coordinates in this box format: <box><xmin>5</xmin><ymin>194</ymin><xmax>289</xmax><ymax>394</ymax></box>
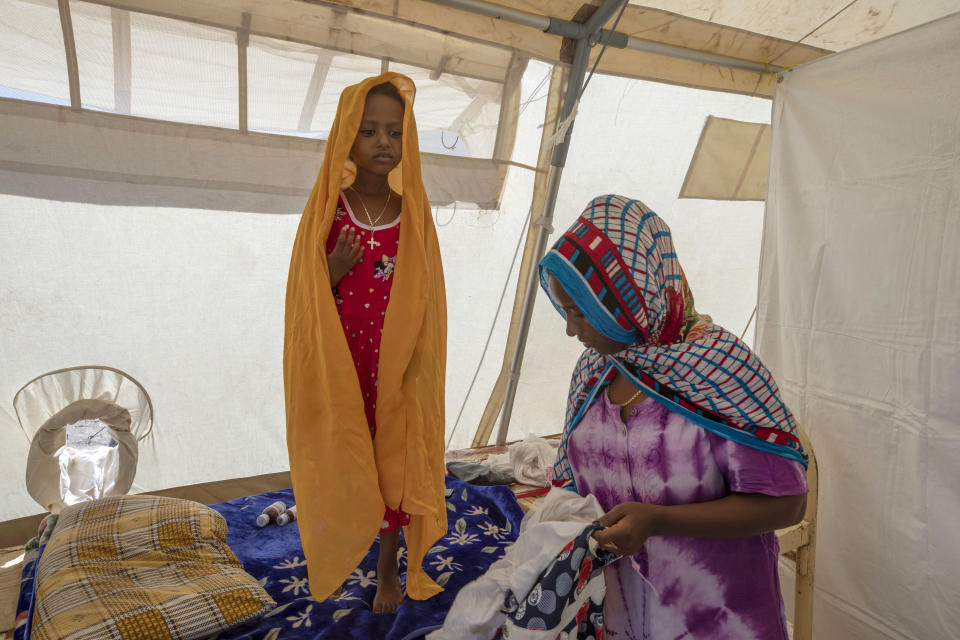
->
<box><xmin>284</xmin><ymin>74</ymin><xmax>448</xmax><ymax>613</ymax></box>
<box><xmin>539</xmin><ymin>195</ymin><xmax>808</xmax><ymax>638</ymax></box>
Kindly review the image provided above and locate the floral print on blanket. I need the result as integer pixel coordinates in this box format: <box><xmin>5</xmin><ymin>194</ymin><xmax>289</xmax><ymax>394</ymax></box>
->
<box><xmin>211</xmin><ymin>477</ymin><xmax>525</xmax><ymax>640</ymax></box>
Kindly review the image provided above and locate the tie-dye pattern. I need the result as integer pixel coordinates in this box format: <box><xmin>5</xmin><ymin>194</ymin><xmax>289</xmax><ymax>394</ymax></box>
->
<box><xmin>569</xmin><ymin>391</ymin><xmax>807</xmax><ymax>639</ymax></box>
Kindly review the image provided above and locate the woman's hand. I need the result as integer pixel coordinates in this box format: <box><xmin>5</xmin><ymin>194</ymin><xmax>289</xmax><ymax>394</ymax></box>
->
<box><xmin>327</xmin><ymin>227</ymin><xmax>364</xmax><ymax>287</ymax></box>
<box><xmin>592</xmin><ymin>502</ymin><xmax>663</xmax><ymax>556</ymax></box>
<box><xmin>591</xmin><ymin>492</ymin><xmax>807</xmax><ymax>556</ymax></box>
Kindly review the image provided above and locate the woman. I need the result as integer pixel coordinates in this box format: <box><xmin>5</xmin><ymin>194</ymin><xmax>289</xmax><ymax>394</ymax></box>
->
<box><xmin>538</xmin><ymin>194</ymin><xmax>808</xmax><ymax>639</ymax></box>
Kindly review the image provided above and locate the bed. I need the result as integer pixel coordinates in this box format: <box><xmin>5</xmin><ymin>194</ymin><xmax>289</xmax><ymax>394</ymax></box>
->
<box><xmin>12</xmin><ymin>476</ymin><xmax>528</xmax><ymax>640</ymax></box>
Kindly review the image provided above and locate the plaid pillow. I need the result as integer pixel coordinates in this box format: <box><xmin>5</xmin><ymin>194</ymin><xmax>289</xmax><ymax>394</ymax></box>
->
<box><xmin>31</xmin><ymin>495</ymin><xmax>274</xmax><ymax>640</ymax></box>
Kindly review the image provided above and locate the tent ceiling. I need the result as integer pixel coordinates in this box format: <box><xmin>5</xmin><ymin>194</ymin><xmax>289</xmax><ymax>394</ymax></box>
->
<box><xmin>631</xmin><ymin>1</ymin><xmax>960</xmax><ymax>52</ymax></box>
<box><xmin>81</xmin><ymin>0</ymin><xmax>960</xmax><ymax>98</ymax></box>
<box><xmin>86</xmin><ymin>0</ymin><xmax>830</xmax><ymax>97</ymax></box>
<box><xmin>84</xmin><ymin>0</ymin><xmax>517</xmax><ymax>83</ymax></box>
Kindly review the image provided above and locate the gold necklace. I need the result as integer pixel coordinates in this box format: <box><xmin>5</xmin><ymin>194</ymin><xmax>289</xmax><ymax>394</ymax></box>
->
<box><xmin>619</xmin><ymin>386</ymin><xmax>646</xmax><ymax>406</ymax></box>
<box><xmin>349</xmin><ymin>186</ymin><xmax>392</xmax><ymax>250</ymax></box>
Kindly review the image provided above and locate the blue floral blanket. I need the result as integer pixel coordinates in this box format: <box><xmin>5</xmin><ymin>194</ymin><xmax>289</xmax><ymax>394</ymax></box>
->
<box><xmin>215</xmin><ymin>477</ymin><xmax>524</xmax><ymax>639</ymax></box>
<box><xmin>14</xmin><ymin>477</ymin><xmax>524</xmax><ymax>640</ymax></box>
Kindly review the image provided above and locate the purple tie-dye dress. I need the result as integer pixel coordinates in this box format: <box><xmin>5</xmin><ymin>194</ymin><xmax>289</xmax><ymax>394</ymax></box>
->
<box><xmin>567</xmin><ymin>390</ymin><xmax>808</xmax><ymax>640</ymax></box>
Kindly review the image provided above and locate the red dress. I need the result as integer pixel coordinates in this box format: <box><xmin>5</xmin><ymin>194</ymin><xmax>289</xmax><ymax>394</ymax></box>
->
<box><xmin>325</xmin><ymin>193</ymin><xmax>409</xmax><ymax>533</ymax></box>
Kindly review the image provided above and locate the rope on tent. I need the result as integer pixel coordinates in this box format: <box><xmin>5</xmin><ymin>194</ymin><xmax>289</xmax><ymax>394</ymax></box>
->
<box><xmin>740</xmin><ymin>304</ymin><xmax>758</xmax><ymax>341</ymax></box>
<box><xmin>768</xmin><ymin>0</ymin><xmax>859</xmax><ymax>65</ymax></box>
<box><xmin>518</xmin><ymin>67</ymin><xmax>553</xmax><ymax>117</ymax></box>
<box><xmin>441</xmin><ymin>129</ymin><xmax>460</xmax><ymax>150</ymax></box>
<box><xmin>446</xmin><ymin>204</ymin><xmax>532</xmax><ymax>448</ymax></box>
<box><xmin>434</xmin><ymin>202</ymin><xmax>457</xmax><ymax>227</ymax></box>
<box><xmin>542</xmin><ymin>100</ymin><xmax>580</xmax><ymax>151</ymax></box>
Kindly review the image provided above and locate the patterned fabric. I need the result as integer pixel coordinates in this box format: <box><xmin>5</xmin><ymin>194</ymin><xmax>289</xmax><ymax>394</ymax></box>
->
<box><xmin>538</xmin><ymin>194</ymin><xmax>806</xmax><ymax>491</ymax></box>
<box><xmin>326</xmin><ymin>194</ymin><xmax>408</xmax><ymax>533</ymax></box>
<box><xmin>502</xmin><ymin>522</ymin><xmax>616</xmax><ymax>639</ymax></box>
<box><xmin>569</xmin><ymin>392</ymin><xmax>806</xmax><ymax>638</ymax></box>
<box><xmin>29</xmin><ymin>495</ymin><xmax>274</xmax><ymax>640</ymax></box>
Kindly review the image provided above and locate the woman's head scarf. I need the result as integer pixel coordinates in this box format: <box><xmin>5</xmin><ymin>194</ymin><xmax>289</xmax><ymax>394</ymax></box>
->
<box><xmin>284</xmin><ymin>73</ymin><xmax>447</xmax><ymax>600</ymax></box>
<box><xmin>539</xmin><ymin>194</ymin><xmax>806</xmax><ymax>491</ymax></box>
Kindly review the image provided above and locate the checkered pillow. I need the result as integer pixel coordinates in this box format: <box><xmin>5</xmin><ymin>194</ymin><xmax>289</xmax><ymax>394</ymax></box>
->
<box><xmin>31</xmin><ymin>495</ymin><xmax>275</xmax><ymax>640</ymax></box>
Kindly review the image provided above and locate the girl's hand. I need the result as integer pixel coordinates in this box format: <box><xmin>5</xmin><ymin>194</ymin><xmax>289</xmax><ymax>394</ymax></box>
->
<box><xmin>592</xmin><ymin>502</ymin><xmax>663</xmax><ymax>556</ymax></box>
<box><xmin>327</xmin><ymin>227</ymin><xmax>364</xmax><ymax>287</ymax></box>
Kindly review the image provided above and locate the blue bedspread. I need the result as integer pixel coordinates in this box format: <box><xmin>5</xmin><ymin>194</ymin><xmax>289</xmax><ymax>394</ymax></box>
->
<box><xmin>13</xmin><ymin>477</ymin><xmax>523</xmax><ymax>640</ymax></box>
<box><xmin>214</xmin><ymin>477</ymin><xmax>524</xmax><ymax>640</ymax></box>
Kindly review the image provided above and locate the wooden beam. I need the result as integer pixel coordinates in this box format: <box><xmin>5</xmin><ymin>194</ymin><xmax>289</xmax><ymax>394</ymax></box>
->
<box><xmin>57</xmin><ymin>0</ymin><xmax>82</xmax><ymax>110</ymax></box>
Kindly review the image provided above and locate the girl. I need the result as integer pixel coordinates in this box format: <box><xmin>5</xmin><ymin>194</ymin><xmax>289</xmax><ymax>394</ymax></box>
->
<box><xmin>538</xmin><ymin>195</ymin><xmax>808</xmax><ymax>639</ymax></box>
<box><xmin>284</xmin><ymin>74</ymin><xmax>447</xmax><ymax>614</ymax></box>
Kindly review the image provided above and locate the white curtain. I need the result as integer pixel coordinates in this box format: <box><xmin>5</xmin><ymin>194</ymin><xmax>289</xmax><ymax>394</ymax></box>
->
<box><xmin>758</xmin><ymin>13</ymin><xmax>960</xmax><ymax>639</ymax></box>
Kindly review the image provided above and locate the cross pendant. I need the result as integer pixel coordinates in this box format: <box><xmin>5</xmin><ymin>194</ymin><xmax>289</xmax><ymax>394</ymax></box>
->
<box><xmin>366</xmin><ymin>234</ymin><xmax>380</xmax><ymax>250</ymax></box>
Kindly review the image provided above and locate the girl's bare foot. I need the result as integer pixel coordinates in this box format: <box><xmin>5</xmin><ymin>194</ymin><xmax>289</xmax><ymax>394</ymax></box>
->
<box><xmin>372</xmin><ymin>569</ymin><xmax>403</xmax><ymax>613</ymax></box>
<box><xmin>373</xmin><ymin>527</ymin><xmax>403</xmax><ymax>613</ymax></box>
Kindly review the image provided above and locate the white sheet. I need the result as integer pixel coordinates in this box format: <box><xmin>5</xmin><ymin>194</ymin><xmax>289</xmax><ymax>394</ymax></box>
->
<box><xmin>758</xmin><ymin>13</ymin><xmax>960</xmax><ymax>639</ymax></box>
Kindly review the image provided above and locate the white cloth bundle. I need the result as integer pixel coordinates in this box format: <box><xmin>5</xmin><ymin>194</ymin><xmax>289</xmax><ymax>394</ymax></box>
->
<box><xmin>427</xmin><ymin>488</ymin><xmax>605</xmax><ymax>640</ymax></box>
<box><xmin>480</xmin><ymin>437</ymin><xmax>559</xmax><ymax>487</ymax></box>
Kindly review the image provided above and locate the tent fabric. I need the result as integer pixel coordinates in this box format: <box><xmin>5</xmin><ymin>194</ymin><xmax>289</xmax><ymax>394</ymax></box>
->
<box><xmin>0</xmin><ymin>0</ymin><xmax>527</xmax><ymax>210</ymax></box>
<box><xmin>472</xmin><ymin>63</ymin><xmax>570</xmax><ymax>447</ymax></box>
<box><xmin>0</xmin><ymin>0</ymin><xmax>839</xmax><ymax>99</ymax></box>
<box><xmin>91</xmin><ymin>0</ymin><xmax>519</xmax><ymax>84</ymax></box>
<box><xmin>631</xmin><ymin>0</ymin><xmax>960</xmax><ymax>52</ymax></box>
<box><xmin>679</xmin><ymin>116</ymin><xmax>770</xmax><ymax>201</ymax></box>
<box><xmin>757</xmin><ymin>12</ymin><xmax>960</xmax><ymax>639</ymax></box>
<box><xmin>0</xmin><ymin>99</ymin><xmax>510</xmax><ymax>212</ymax></box>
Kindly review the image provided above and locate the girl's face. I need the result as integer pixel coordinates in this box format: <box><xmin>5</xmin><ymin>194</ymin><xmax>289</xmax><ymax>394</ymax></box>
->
<box><xmin>548</xmin><ymin>276</ymin><xmax>629</xmax><ymax>355</ymax></box>
<box><xmin>350</xmin><ymin>93</ymin><xmax>403</xmax><ymax>176</ymax></box>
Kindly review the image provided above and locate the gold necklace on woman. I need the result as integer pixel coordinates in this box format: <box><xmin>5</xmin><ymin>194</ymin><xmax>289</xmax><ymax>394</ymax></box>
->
<box><xmin>349</xmin><ymin>186</ymin><xmax>392</xmax><ymax>250</ymax></box>
<box><xmin>620</xmin><ymin>387</ymin><xmax>646</xmax><ymax>405</ymax></box>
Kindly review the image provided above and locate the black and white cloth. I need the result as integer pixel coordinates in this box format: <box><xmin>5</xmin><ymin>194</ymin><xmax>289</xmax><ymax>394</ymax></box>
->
<box><xmin>501</xmin><ymin>521</ymin><xmax>617</xmax><ymax>639</ymax></box>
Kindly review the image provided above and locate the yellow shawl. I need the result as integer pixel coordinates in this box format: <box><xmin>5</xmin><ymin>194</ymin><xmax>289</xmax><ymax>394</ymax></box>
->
<box><xmin>284</xmin><ymin>73</ymin><xmax>447</xmax><ymax>601</ymax></box>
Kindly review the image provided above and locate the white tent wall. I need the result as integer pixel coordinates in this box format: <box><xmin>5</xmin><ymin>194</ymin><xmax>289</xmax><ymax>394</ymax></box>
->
<box><xmin>758</xmin><ymin>14</ymin><xmax>960</xmax><ymax>639</ymax></box>
<box><xmin>0</xmin><ymin>199</ymin><xmax>299</xmax><ymax>519</ymax></box>
<box><xmin>434</xmin><ymin>60</ymin><xmax>551</xmax><ymax>450</ymax></box>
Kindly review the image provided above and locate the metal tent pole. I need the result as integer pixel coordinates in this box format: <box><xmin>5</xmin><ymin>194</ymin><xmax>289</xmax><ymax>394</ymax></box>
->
<box><xmin>494</xmin><ymin>0</ymin><xmax>626</xmax><ymax>445</ymax></box>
